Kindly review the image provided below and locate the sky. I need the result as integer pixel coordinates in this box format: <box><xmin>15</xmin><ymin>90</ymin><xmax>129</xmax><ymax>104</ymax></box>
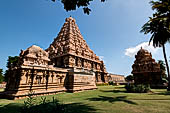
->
<box><xmin>0</xmin><ymin>0</ymin><xmax>170</xmax><ymax>76</ymax></box>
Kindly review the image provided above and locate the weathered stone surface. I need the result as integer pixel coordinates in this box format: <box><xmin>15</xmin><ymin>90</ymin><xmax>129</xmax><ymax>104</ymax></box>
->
<box><xmin>46</xmin><ymin>17</ymin><xmax>107</xmax><ymax>82</ymax></box>
<box><xmin>1</xmin><ymin>17</ymin><xmax>107</xmax><ymax>99</ymax></box>
<box><xmin>19</xmin><ymin>45</ymin><xmax>50</xmax><ymax>67</ymax></box>
<box><xmin>107</xmin><ymin>74</ymin><xmax>125</xmax><ymax>84</ymax></box>
<box><xmin>132</xmin><ymin>47</ymin><xmax>162</xmax><ymax>87</ymax></box>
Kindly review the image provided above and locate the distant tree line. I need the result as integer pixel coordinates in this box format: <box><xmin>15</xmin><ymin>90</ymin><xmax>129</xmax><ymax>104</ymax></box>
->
<box><xmin>4</xmin><ymin>56</ymin><xmax>19</xmax><ymax>82</ymax></box>
<box><xmin>0</xmin><ymin>56</ymin><xmax>19</xmax><ymax>83</ymax></box>
<box><xmin>0</xmin><ymin>69</ymin><xmax>4</xmax><ymax>83</ymax></box>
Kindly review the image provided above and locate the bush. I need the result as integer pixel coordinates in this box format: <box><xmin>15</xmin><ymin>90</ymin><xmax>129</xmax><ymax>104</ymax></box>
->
<box><xmin>125</xmin><ymin>84</ymin><xmax>150</xmax><ymax>93</ymax></box>
<box><xmin>21</xmin><ymin>92</ymin><xmax>67</xmax><ymax>113</ymax></box>
<box><xmin>125</xmin><ymin>84</ymin><xmax>135</xmax><ymax>92</ymax></box>
<box><xmin>108</xmin><ymin>81</ymin><xmax>114</xmax><ymax>85</ymax></box>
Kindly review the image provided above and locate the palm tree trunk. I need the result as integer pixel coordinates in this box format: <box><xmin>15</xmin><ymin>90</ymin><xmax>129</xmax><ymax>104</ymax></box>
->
<box><xmin>162</xmin><ymin>44</ymin><xmax>170</xmax><ymax>91</ymax></box>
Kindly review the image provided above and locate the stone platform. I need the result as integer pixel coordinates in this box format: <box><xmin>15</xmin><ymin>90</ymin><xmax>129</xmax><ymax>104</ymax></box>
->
<box><xmin>2</xmin><ymin>17</ymin><xmax>107</xmax><ymax>99</ymax></box>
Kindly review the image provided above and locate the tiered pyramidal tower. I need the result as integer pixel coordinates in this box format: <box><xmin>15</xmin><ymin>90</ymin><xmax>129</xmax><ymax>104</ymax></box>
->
<box><xmin>46</xmin><ymin>17</ymin><xmax>107</xmax><ymax>82</ymax></box>
<box><xmin>132</xmin><ymin>47</ymin><xmax>160</xmax><ymax>74</ymax></box>
<box><xmin>1</xmin><ymin>17</ymin><xmax>108</xmax><ymax>99</ymax></box>
<box><xmin>132</xmin><ymin>47</ymin><xmax>162</xmax><ymax>87</ymax></box>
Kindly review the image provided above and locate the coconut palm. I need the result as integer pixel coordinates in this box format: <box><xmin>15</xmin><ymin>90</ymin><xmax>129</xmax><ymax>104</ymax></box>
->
<box><xmin>158</xmin><ymin>60</ymin><xmax>167</xmax><ymax>80</ymax></box>
<box><xmin>141</xmin><ymin>0</ymin><xmax>170</xmax><ymax>91</ymax></box>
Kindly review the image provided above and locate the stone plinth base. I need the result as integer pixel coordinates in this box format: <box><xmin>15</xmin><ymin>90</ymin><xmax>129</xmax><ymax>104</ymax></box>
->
<box><xmin>1</xmin><ymin>68</ymin><xmax>97</xmax><ymax>100</ymax></box>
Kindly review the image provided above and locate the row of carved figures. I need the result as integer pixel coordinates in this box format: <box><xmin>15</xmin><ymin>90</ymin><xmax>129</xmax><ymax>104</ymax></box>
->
<box><xmin>21</xmin><ymin>70</ymin><xmax>66</xmax><ymax>85</ymax></box>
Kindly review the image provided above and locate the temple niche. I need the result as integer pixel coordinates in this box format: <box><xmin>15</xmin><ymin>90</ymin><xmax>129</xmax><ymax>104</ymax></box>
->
<box><xmin>2</xmin><ymin>17</ymin><xmax>108</xmax><ymax>99</ymax></box>
<box><xmin>132</xmin><ymin>47</ymin><xmax>162</xmax><ymax>87</ymax></box>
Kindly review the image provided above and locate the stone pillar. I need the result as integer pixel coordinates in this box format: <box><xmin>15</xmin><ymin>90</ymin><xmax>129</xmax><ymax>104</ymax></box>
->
<box><xmin>29</xmin><ymin>68</ymin><xmax>37</xmax><ymax>90</ymax></box>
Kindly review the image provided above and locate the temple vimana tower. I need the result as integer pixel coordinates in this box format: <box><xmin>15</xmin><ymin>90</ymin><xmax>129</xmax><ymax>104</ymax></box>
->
<box><xmin>2</xmin><ymin>17</ymin><xmax>108</xmax><ymax>99</ymax></box>
<box><xmin>132</xmin><ymin>47</ymin><xmax>162</xmax><ymax>87</ymax></box>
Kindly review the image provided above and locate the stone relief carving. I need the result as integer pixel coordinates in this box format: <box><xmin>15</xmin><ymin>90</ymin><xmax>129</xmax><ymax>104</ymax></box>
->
<box><xmin>19</xmin><ymin>45</ymin><xmax>50</xmax><ymax>66</ymax></box>
<box><xmin>132</xmin><ymin>48</ymin><xmax>160</xmax><ymax>73</ymax></box>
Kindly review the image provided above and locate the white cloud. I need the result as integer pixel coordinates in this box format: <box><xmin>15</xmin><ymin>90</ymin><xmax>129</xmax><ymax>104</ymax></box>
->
<box><xmin>99</xmin><ymin>56</ymin><xmax>107</xmax><ymax>64</ymax></box>
<box><xmin>99</xmin><ymin>56</ymin><xmax>104</xmax><ymax>60</ymax></box>
<box><xmin>125</xmin><ymin>41</ymin><xmax>160</xmax><ymax>58</ymax></box>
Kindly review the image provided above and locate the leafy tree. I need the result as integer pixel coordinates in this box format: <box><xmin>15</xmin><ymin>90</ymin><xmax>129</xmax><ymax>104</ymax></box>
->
<box><xmin>51</xmin><ymin>0</ymin><xmax>106</xmax><ymax>15</ymax></box>
<box><xmin>4</xmin><ymin>56</ymin><xmax>19</xmax><ymax>82</ymax></box>
<box><xmin>141</xmin><ymin>0</ymin><xmax>170</xmax><ymax>91</ymax></box>
<box><xmin>0</xmin><ymin>69</ymin><xmax>4</xmax><ymax>83</ymax></box>
<box><xmin>125</xmin><ymin>75</ymin><xmax>134</xmax><ymax>82</ymax></box>
<box><xmin>6</xmin><ymin>56</ymin><xmax>19</xmax><ymax>69</ymax></box>
<box><xmin>4</xmin><ymin>70</ymin><xmax>8</xmax><ymax>82</ymax></box>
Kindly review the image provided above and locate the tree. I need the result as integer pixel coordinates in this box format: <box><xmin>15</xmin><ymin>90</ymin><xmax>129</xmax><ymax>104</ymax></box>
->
<box><xmin>4</xmin><ymin>56</ymin><xmax>19</xmax><ymax>82</ymax></box>
<box><xmin>141</xmin><ymin>0</ymin><xmax>170</xmax><ymax>90</ymax></box>
<box><xmin>0</xmin><ymin>69</ymin><xmax>4</xmax><ymax>83</ymax></box>
<box><xmin>6</xmin><ymin>56</ymin><xmax>19</xmax><ymax>69</ymax></box>
<box><xmin>125</xmin><ymin>75</ymin><xmax>134</xmax><ymax>82</ymax></box>
<box><xmin>51</xmin><ymin>0</ymin><xmax>106</xmax><ymax>15</ymax></box>
<box><xmin>158</xmin><ymin>60</ymin><xmax>167</xmax><ymax>79</ymax></box>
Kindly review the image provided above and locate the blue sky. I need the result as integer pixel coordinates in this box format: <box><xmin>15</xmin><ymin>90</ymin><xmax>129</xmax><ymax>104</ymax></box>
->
<box><xmin>0</xmin><ymin>0</ymin><xmax>170</xmax><ymax>76</ymax></box>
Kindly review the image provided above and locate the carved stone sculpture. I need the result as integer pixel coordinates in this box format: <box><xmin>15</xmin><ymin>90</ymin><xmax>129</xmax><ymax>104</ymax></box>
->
<box><xmin>46</xmin><ymin>17</ymin><xmax>108</xmax><ymax>82</ymax></box>
<box><xmin>132</xmin><ymin>47</ymin><xmax>162</xmax><ymax>87</ymax></box>
<box><xmin>1</xmin><ymin>17</ymin><xmax>108</xmax><ymax>99</ymax></box>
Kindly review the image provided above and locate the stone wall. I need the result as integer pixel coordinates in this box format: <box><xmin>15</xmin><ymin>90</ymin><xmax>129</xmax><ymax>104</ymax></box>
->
<box><xmin>107</xmin><ymin>74</ymin><xmax>125</xmax><ymax>83</ymax></box>
<box><xmin>132</xmin><ymin>48</ymin><xmax>162</xmax><ymax>87</ymax></box>
<box><xmin>1</xmin><ymin>17</ymin><xmax>106</xmax><ymax>99</ymax></box>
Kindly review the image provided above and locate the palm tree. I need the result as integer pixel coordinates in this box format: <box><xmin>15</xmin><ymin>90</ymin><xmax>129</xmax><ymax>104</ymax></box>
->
<box><xmin>158</xmin><ymin>60</ymin><xmax>167</xmax><ymax>80</ymax></box>
<box><xmin>141</xmin><ymin>0</ymin><xmax>170</xmax><ymax>91</ymax></box>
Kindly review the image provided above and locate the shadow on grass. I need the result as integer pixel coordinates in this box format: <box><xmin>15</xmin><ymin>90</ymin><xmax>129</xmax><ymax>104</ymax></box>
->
<box><xmin>132</xmin><ymin>98</ymin><xmax>170</xmax><ymax>101</ymax></box>
<box><xmin>150</xmin><ymin>91</ymin><xmax>170</xmax><ymax>96</ymax></box>
<box><xmin>87</xmin><ymin>96</ymin><xmax>138</xmax><ymax>105</ymax></box>
<box><xmin>0</xmin><ymin>102</ymin><xmax>97</xmax><ymax>113</ymax></box>
<box><xmin>66</xmin><ymin>103</ymin><xmax>97</xmax><ymax>113</ymax></box>
<box><xmin>0</xmin><ymin>103</ymin><xmax>23</xmax><ymax>113</ymax></box>
<box><xmin>99</xmin><ymin>89</ymin><xmax>126</xmax><ymax>93</ymax></box>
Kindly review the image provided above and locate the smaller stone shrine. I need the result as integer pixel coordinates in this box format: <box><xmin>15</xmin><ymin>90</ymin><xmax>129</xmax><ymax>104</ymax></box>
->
<box><xmin>132</xmin><ymin>47</ymin><xmax>162</xmax><ymax>87</ymax></box>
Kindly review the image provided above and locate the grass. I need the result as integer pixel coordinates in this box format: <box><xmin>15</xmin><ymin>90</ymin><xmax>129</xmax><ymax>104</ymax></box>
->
<box><xmin>1</xmin><ymin>85</ymin><xmax>170</xmax><ymax>113</ymax></box>
<box><xmin>0</xmin><ymin>88</ymin><xmax>4</xmax><ymax>92</ymax></box>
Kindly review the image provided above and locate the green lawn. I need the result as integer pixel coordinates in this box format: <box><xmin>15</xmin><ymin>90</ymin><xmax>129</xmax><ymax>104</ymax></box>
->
<box><xmin>0</xmin><ymin>88</ymin><xmax>4</xmax><ymax>92</ymax></box>
<box><xmin>1</xmin><ymin>86</ymin><xmax>170</xmax><ymax>113</ymax></box>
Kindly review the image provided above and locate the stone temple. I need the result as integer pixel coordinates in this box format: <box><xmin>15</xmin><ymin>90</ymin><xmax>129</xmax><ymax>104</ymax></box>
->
<box><xmin>132</xmin><ymin>47</ymin><xmax>162</xmax><ymax>87</ymax></box>
<box><xmin>2</xmin><ymin>17</ymin><xmax>108</xmax><ymax>99</ymax></box>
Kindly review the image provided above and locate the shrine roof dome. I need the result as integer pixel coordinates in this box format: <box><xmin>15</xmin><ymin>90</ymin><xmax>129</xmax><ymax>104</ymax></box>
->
<box><xmin>137</xmin><ymin>47</ymin><xmax>150</xmax><ymax>54</ymax></box>
<box><xmin>20</xmin><ymin>45</ymin><xmax>49</xmax><ymax>60</ymax></box>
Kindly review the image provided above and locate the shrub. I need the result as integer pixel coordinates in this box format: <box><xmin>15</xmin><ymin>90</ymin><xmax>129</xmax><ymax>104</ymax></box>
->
<box><xmin>125</xmin><ymin>84</ymin><xmax>135</xmax><ymax>92</ymax></box>
<box><xmin>135</xmin><ymin>84</ymin><xmax>145</xmax><ymax>93</ymax></box>
<box><xmin>144</xmin><ymin>84</ymin><xmax>151</xmax><ymax>92</ymax></box>
<box><xmin>21</xmin><ymin>93</ymin><xmax>67</xmax><ymax>113</ymax></box>
<box><xmin>108</xmin><ymin>81</ymin><xmax>114</xmax><ymax>85</ymax></box>
<box><xmin>125</xmin><ymin>84</ymin><xmax>150</xmax><ymax>93</ymax></box>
